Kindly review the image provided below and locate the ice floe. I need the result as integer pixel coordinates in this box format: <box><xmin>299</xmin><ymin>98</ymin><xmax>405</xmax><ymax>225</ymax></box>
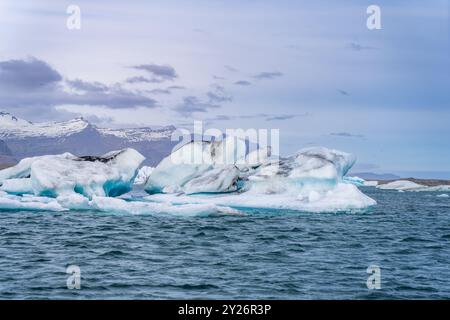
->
<box><xmin>377</xmin><ymin>180</ymin><xmax>450</xmax><ymax>192</ymax></box>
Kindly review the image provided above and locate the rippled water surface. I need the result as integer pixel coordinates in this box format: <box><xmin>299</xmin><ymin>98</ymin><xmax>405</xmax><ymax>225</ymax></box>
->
<box><xmin>0</xmin><ymin>188</ymin><xmax>449</xmax><ymax>299</ymax></box>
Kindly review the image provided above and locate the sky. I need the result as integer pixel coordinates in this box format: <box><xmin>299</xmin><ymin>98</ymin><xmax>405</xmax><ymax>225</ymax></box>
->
<box><xmin>0</xmin><ymin>0</ymin><xmax>449</xmax><ymax>177</ymax></box>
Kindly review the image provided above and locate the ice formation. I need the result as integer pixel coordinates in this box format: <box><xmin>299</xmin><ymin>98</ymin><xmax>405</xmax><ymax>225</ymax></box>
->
<box><xmin>143</xmin><ymin>141</ymin><xmax>376</xmax><ymax>212</ymax></box>
<box><xmin>0</xmin><ymin>148</ymin><xmax>144</xmax><ymax>198</ymax></box>
<box><xmin>134</xmin><ymin>166</ymin><xmax>154</xmax><ymax>185</ymax></box>
<box><xmin>90</xmin><ymin>196</ymin><xmax>242</xmax><ymax>216</ymax></box>
<box><xmin>0</xmin><ymin>140</ymin><xmax>378</xmax><ymax>213</ymax></box>
<box><xmin>145</xmin><ymin>137</ymin><xmax>247</xmax><ymax>194</ymax></box>
<box><xmin>377</xmin><ymin>180</ymin><xmax>450</xmax><ymax>192</ymax></box>
<box><xmin>343</xmin><ymin>176</ymin><xmax>365</xmax><ymax>186</ymax></box>
<box><xmin>377</xmin><ymin>180</ymin><xmax>424</xmax><ymax>191</ymax></box>
<box><xmin>363</xmin><ymin>180</ymin><xmax>378</xmax><ymax>187</ymax></box>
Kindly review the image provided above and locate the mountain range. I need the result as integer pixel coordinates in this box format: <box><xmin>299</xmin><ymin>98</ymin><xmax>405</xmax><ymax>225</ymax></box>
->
<box><xmin>0</xmin><ymin>112</ymin><xmax>177</xmax><ymax>166</ymax></box>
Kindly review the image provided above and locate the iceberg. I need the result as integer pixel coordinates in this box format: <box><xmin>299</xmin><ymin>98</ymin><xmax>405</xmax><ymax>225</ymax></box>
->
<box><xmin>0</xmin><ymin>191</ymin><xmax>66</xmax><ymax>211</ymax></box>
<box><xmin>0</xmin><ymin>142</ymin><xmax>377</xmax><ymax>214</ymax></box>
<box><xmin>0</xmin><ymin>148</ymin><xmax>145</xmax><ymax>199</ymax></box>
<box><xmin>377</xmin><ymin>180</ymin><xmax>450</xmax><ymax>192</ymax></box>
<box><xmin>377</xmin><ymin>180</ymin><xmax>425</xmax><ymax>191</ymax></box>
<box><xmin>145</xmin><ymin>137</ymin><xmax>246</xmax><ymax>194</ymax></box>
<box><xmin>363</xmin><ymin>180</ymin><xmax>378</xmax><ymax>187</ymax></box>
<box><xmin>343</xmin><ymin>176</ymin><xmax>366</xmax><ymax>187</ymax></box>
<box><xmin>144</xmin><ymin>143</ymin><xmax>376</xmax><ymax>212</ymax></box>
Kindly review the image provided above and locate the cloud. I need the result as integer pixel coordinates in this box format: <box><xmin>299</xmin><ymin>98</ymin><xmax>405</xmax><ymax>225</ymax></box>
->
<box><xmin>125</xmin><ymin>76</ymin><xmax>162</xmax><ymax>84</ymax></box>
<box><xmin>265</xmin><ymin>114</ymin><xmax>296</xmax><ymax>121</ymax></box>
<box><xmin>147</xmin><ymin>88</ymin><xmax>171</xmax><ymax>95</ymax></box>
<box><xmin>330</xmin><ymin>132</ymin><xmax>364</xmax><ymax>138</ymax></box>
<box><xmin>167</xmin><ymin>85</ymin><xmax>185</xmax><ymax>90</ymax></box>
<box><xmin>207</xmin><ymin>91</ymin><xmax>232</xmax><ymax>104</ymax></box>
<box><xmin>338</xmin><ymin>89</ymin><xmax>350</xmax><ymax>96</ymax></box>
<box><xmin>0</xmin><ymin>57</ymin><xmax>62</xmax><ymax>90</ymax></box>
<box><xmin>205</xmin><ymin>113</ymin><xmax>309</xmax><ymax>122</ymax></box>
<box><xmin>0</xmin><ymin>57</ymin><xmax>157</xmax><ymax>118</ymax></box>
<box><xmin>66</xmin><ymin>79</ymin><xmax>108</xmax><ymax>92</ymax></box>
<box><xmin>252</xmin><ymin>71</ymin><xmax>283</xmax><ymax>80</ymax></box>
<box><xmin>173</xmin><ymin>96</ymin><xmax>220</xmax><ymax>116</ymax></box>
<box><xmin>224</xmin><ymin>65</ymin><xmax>238</xmax><ymax>72</ymax></box>
<box><xmin>347</xmin><ymin>42</ymin><xmax>376</xmax><ymax>51</ymax></box>
<box><xmin>234</xmin><ymin>80</ymin><xmax>252</xmax><ymax>86</ymax></box>
<box><xmin>207</xmin><ymin>114</ymin><xmax>233</xmax><ymax>121</ymax></box>
<box><xmin>61</xmin><ymin>83</ymin><xmax>158</xmax><ymax>109</ymax></box>
<box><xmin>130</xmin><ymin>63</ymin><xmax>178</xmax><ymax>82</ymax></box>
<box><xmin>265</xmin><ymin>113</ymin><xmax>310</xmax><ymax>121</ymax></box>
<box><xmin>193</xmin><ymin>28</ymin><xmax>209</xmax><ymax>34</ymax></box>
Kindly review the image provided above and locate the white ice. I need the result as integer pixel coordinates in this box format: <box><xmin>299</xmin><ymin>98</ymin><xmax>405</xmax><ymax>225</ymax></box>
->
<box><xmin>363</xmin><ymin>181</ymin><xmax>379</xmax><ymax>187</ymax></box>
<box><xmin>145</xmin><ymin>137</ymin><xmax>247</xmax><ymax>194</ymax></box>
<box><xmin>0</xmin><ymin>178</ymin><xmax>33</xmax><ymax>194</ymax></box>
<box><xmin>0</xmin><ymin>190</ymin><xmax>242</xmax><ymax>216</ymax></box>
<box><xmin>0</xmin><ymin>191</ymin><xmax>66</xmax><ymax>211</ymax></box>
<box><xmin>143</xmin><ymin>144</ymin><xmax>376</xmax><ymax>212</ymax></box>
<box><xmin>377</xmin><ymin>180</ymin><xmax>425</xmax><ymax>191</ymax></box>
<box><xmin>134</xmin><ymin>166</ymin><xmax>154</xmax><ymax>185</ymax></box>
<box><xmin>0</xmin><ymin>143</ymin><xmax>378</xmax><ymax>214</ymax></box>
<box><xmin>377</xmin><ymin>180</ymin><xmax>450</xmax><ymax>192</ymax></box>
<box><xmin>0</xmin><ymin>148</ymin><xmax>145</xmax><ymax>199</ymax></box>
<box><xmin>90</xmin><ymin>196</ymin><xmax>242</xmax><ymax>216</ymax></box>
<box><xmin>144</xmin><ymin>182</ymin><xmax>376</xmax><ymax>213</ymax></box>
<box><xmin>343</xmin><ymin>176</ymin><xmax>366</xmax><ymax>186</ymax></box>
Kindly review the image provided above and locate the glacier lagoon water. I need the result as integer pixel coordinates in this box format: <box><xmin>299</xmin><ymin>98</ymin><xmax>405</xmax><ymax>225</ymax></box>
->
<box><xmin>0</xmin><ymin>187</ymin><xmax>449</xmax><ymax>299</ymax></box>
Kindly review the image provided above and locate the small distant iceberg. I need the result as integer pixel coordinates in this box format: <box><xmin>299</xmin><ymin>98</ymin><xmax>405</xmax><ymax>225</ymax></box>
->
<box><xmin>437</xmin><ymin>194</ymin><xmax>449</xmax><ymax>198</ymax></box>
<box><xmin>377</xmin><ymin>180</ymin><xmax>450</xmax><ymax>192</ymax></box>
<box><xmin>377</xmin><ymin>180</ymin><xmax>425</xmax><ymax>191</ymax></box>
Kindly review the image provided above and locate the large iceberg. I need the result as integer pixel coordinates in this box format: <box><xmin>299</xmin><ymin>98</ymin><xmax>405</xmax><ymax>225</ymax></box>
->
<box><xmin>0</xmin><ymin>148</ymin><xmax>145</xmax><ymax>198</ymax></box>
<box><xmin>0</xmin><ymin>141</ymin><xmax>377</xmax><ymax>214</ymax></box>
<box><xmin>143</xmin><ymin>141</ymin><xmax>376</xmax><ymax>212</ymax></box>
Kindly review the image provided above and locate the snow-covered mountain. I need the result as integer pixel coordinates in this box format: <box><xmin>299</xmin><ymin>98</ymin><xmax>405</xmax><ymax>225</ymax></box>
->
<box><xmin>0</xmin><ymin>111</ymin><xmax>175</xmax><ymax>141</ymax></box>
<box><xmin>0</xmin><ymin>112</ymin><xmax>177</xmax><ymax>166</ymax></box>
